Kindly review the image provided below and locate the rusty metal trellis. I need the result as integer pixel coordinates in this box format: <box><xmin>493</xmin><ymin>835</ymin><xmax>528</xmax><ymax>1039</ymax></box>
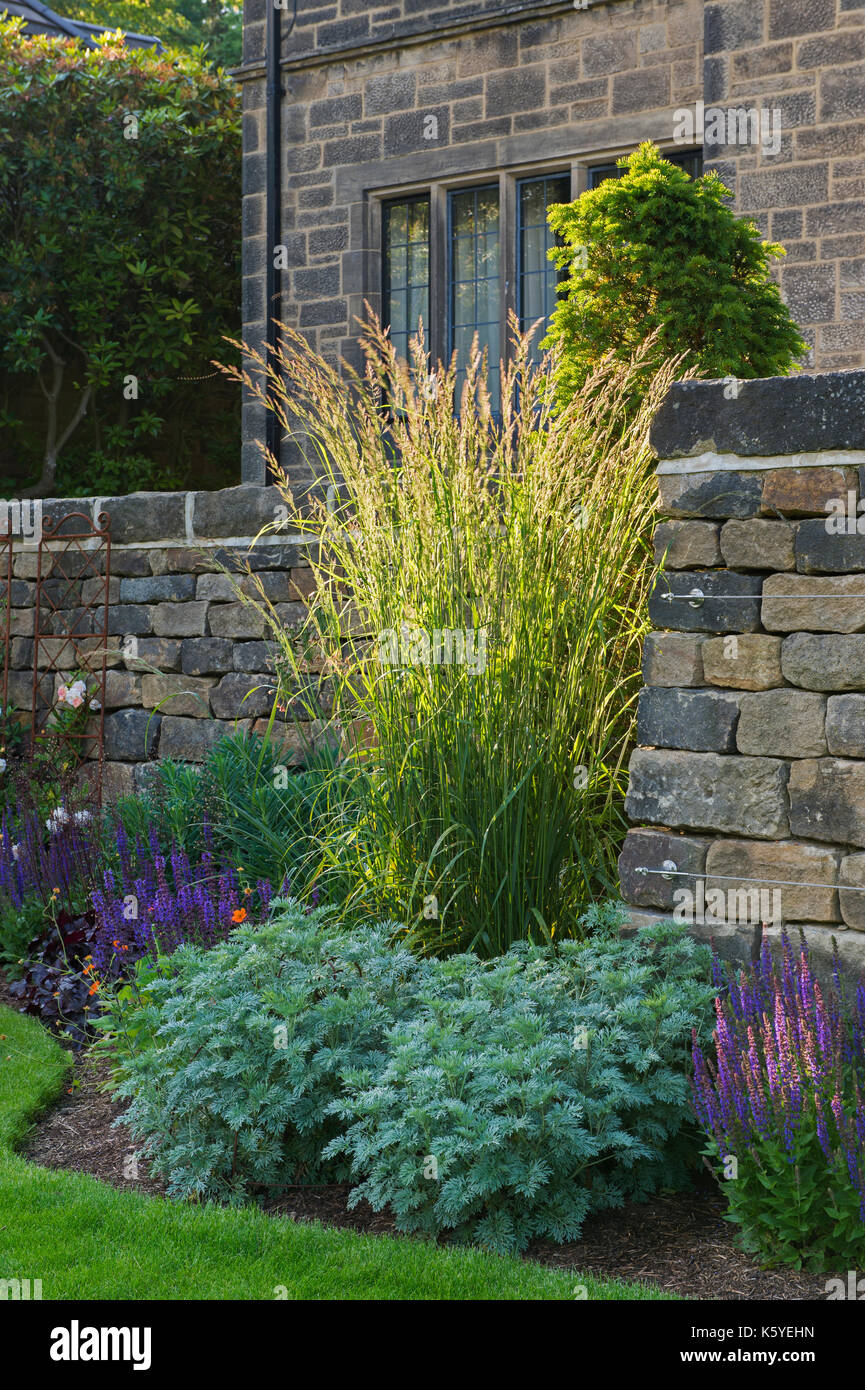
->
<box><xmin>32</xmin><ymin>511</ymin><xmax>112</xmax><ymax>804</ymax></box>
<box><xmin>0</xmin><ymin>517</ymin><xmax>12</xmax><ymax>745</ymax></box>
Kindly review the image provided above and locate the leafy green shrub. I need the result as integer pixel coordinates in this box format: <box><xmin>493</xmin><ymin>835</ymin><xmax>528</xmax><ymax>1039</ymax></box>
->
<box><xmin>105</xmin><ymin>904</ymin><xmax>424</xmax><ymax>1200</ymax></box>
<box><xmin>106</xmin><ymin>907</ymin><xmax>714</xmax><ymax>1251</ymax></box>
<box><xmin>327</xmin><ymin>919</ymin><xmax>714</xmax><ymax>1253</ymax></box>
<box><xmin>230</xmin><ymin>317</ymin><xmax>682</xmax><ymax>952</ymax></box>
<box><xmin>0</xmin><ymin>17</ymin><xmax>240</xmax><ymax>494</ymax></box>
<box><xmin>544</xmin><ymin>142</ymin><xmax>806</xmax><ymax>406</ymax></box>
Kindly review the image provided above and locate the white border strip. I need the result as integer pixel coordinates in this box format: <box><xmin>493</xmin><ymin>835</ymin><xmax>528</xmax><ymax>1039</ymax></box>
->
<box><xmin>657</xmin><ymin>449</ymin><xmax>865</xmax><ymax>476</ymax></box>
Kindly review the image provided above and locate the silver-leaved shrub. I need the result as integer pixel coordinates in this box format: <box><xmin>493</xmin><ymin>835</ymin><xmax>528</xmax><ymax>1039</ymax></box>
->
<box><xmin>326</xmin><ymin>925</ymin><xmax>715</xmax><ymax>1252</ymax></box>
<box><xmin>106</xmin><ymin>903</ymin><xmax>714</xmax><ymax>1250</ymax></box>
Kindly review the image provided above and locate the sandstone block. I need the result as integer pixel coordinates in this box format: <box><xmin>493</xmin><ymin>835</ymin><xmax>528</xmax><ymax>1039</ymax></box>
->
<box><xmin>103</xmin><ymin>708</ymin><xmax>160</xmax><ymax>761</ymax></box>
<box><xmin>826</xmin><ymin>694</ymin><xmax>865</xmax><ymax>757</ymax></box>
<box><xmin>719</xmin><ymin>518</ymin><xmax>796</xmax><ymax>571</ymax></box>
<box><xmin>208</xmin><ymin>603</ymin><xmax>267</xmax><ymax>639</ymax></box>
<box><xmin>637</xmin><ymin>686</ymin><xmax>740</xmax><ymax>752</ymax></box>
<box><xmin>705</xmin><ymin>838</ymin><xmax>840</xmax><ymax>923</ymax></box>
<box><xmin>762</xmin><ymin>573</ymin><xmax>865</xmax><ymax>632</ymax></box>
<box><xmin>795</xmin><ymin>517</ymin><xmax>865</xmax><ymax>572</ymax></box>
<box><xmin>653</xmin><ymin>520</ymin><xmax>722</xmax><ymax>568</ymax></box>
<box><xmin>701</xmin><ymin>634</ymin><xmax>783</xmax><ymax>689</ymax></box>
<box><xmin>642</xmin><ymin>632</ymin><xmax>705</xmax><ymax>687</ymax></box>
<box><xmin>617</xmin><ymin>828</ymin><xmax>711</xmax><ymax>910</ymax></box>
<box><xmin>761</xmin><ymin>466</ymin><xmax>855</xmax><ymax>517</ymax></box>
<box><xmin>736</xmin><ymin>689</ymin><xmax>827</xmax><ymax>757</ymax></box>
<box><xmin>839</xmin><ymin>853</ymin><xmax>865</xmax><ymax>928</ymax></box>
<box><xmin>181</xmin><ymin>637</ymin><xmax>235</xmax><ymax>676</ymax></box>
<box><xmin>657</xmin><ymin>471</ymin><xmax>762</xmax><ymax>519</ymax></box>
<box><xmin>782</xmin><ymin>633</ymin><xmax>865</xmax><ymax>689</ymax></box>
<box><xmin>649</xmin><ymin>570</ymin><xmax>762</xmax><ymax>633</ymax></box>
<box><xmin>625</xmin><ymin>749</ymin><xmax>790</xmax><ymax>838</ymax></box>
<box><xmin>152</xmin><ymin>602</ymin><xmax>209</xmax><ymax>638</ymax></box>
<box><xmin>141</xmin><ymin>674</ymin><xmax>214</xmax><ymax>718</ymax></box>
<box><xmin>789</xmin><ymin>758</ymin><xmax>865</xmax><ymax>848</ymax></box>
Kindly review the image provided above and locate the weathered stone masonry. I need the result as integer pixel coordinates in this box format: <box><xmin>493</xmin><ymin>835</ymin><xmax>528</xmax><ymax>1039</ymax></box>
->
<box><xmin>619</xmin><ymin>369</ymin><xmax>865</xmax><ymax>976</ymax></box>
<box><xmin>5</xmin><ymin>487</ymin><xmax>324</xmax><ymax>800</ymax></box>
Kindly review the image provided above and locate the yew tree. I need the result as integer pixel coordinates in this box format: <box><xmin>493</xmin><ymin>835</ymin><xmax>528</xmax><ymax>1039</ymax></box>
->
<box><xmin>543</xmin><ymin>142</ymin><xmax>806</xmax><ymax>405</ymax></box>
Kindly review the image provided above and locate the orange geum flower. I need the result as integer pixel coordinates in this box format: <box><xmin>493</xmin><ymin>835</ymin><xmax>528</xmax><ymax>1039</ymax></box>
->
<box><xmin>231</xmin><ymin>908</ymin><xmax>247</xmax><ymax>923</ymax></box>
<box><xmin>88</xmin><ymin>982</ymin><xmax>99</xmax><ymax>996</ymax></box>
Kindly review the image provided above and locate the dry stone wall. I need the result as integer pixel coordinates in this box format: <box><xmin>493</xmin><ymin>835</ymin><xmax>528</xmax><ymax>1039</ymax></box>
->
<box><xmin>5</xmin><ymin>486</ymin><xmax>325</xmax><ymax>800</ymax></box>
<box><xmin>619</xmin><ymin>369</ymin><xmax>865</xmax><ymax>977</ymax></box>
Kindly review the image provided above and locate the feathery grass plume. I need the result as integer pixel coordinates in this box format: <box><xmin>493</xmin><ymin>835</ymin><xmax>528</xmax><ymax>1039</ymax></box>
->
<box><xmin>221</xmin><ymin>312</ymin><xmax>684</xmax><ymax>955</ymax></box>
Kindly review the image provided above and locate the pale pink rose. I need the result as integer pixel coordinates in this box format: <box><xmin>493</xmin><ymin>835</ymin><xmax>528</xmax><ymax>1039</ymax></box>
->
<box><xmin>66</xmin><ymin>693</ymin><xmax>84</xmax><ymax>709</ymax></box>
<box><xmin>57</xmin><ymin>685</ymin><xmax>68</xmax><ymax>703</ymax></box>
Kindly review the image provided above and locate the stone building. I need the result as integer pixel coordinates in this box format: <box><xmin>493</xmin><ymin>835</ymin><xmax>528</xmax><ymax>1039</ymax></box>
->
<box><xmin>236</xmin><ymin>0</ymin><xmax>865</xmax><ymax>484</ymax></box>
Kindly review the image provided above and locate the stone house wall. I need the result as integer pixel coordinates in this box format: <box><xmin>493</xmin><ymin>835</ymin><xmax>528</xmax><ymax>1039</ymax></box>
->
<box><xmin>4</xmin><ymin>486</ymin><xmax>324</xmax><ymax>801</ymax></box>
<box><xmin>702</xmin><ymin>0</ymin><xmax>865</xmax><ymax>372</ymax></box>
<box><xmin>619</xmin><ymin>369</ymin><xmax>865</xmax><ymax>978</ymax></box>
<box><xmin>238</xmin><ymin>0</ymin><xmax>865</xmax><ymax>485</ymax></box>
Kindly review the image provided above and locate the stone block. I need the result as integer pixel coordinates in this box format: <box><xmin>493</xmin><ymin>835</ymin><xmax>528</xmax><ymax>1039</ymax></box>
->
<box><xmin>192</xmin><ymin>485</ymin><xmax>287</xmax><ymax>539</ymax></box>
<box><xmin>794</xmin><ymin>517</ymin><xmax>865</xmax><ymax>573</ymax></box>
<box><xmin>761</xmin><ymin>466</ymin><xmax>855</xmax><ymax>517</ymax></box>
<box><xmin>103</xmin><ymin>708</ymin><xmax>160</xmax><ymax>761</ymax></box>
<box><xmin>719</xmin><ymin>519</ymin><xmax>795</xmax><ymax>571</ymax></box>
<box><xmin>762</xmin><ymin>573</ymin><xmax>865</xmax><ymax>632</ymax></box>
<box><xmin>705</xmin><ymin>838</ymin><xmax>840</xmax><ymax>924</ymax></box>
<box><xmin>650</xmin><ymin>373</ymin><xmax>865</xmax><ymax>459</ymax></box>
<box><xmin>649</xmin><ymin>570</ymin><xmax>762</xmax><ymax>633</ymax></box>
<box><xmin>109</xmin><ymin>550</ymin><xmax>152</xmax><ymax>577</ymax></box>
<box><xmin>625</xmin><ymin>749</ymin><xmax>790</xmax><ymax>838</ymax></box>
<box><xmin>103</xmin><ymin>671</ymin><xmax>143</xmax><ymax>708</ymax></box>
<box><xmin>736</xmin><ymin>689</ymin><xmax>827</xmax><ymax>758</ymax></box>
<box><xmin>637</xmin><ymin>687</ymin><xmax>740</xmax><ymax>752</ymax></box>
<box><xmin>701</xmin><ymin>634</ymin><xmax>783</xmax><ymax>689</ymax></box>
<box><xmin>102</xmin><ymin>493</ymin><xmax>186</xmax><ymax>544</ymax></box>
<box><xmin>208</xmin><ymin>603</ymin><xmax>267</xmax><ymax>639</ymax></box>
<box><xmin>653</xmin><ymin>521</ymin><xmax>722</xmax><ymax>568</ymax></box>
<box><xmin>196</xmin><ymin>573</ymin><xmax>242</xmax><ymax>602</ymax></box>
<box><xmin>101</xmin><ymin>761</ymin><xmax>137</xmax><ymax>801</ymax></box>
<box><xmin>641</xmin><ymin>632</ymin><xmax>705</xmax><ymax>687</ymax></box>
<box><xmin>119</xmin><ymin>575</ymin><xmax>196</xmax><ymax>604</ymax></box>
<box><xmin>826</xmin><ymin>695</ymin><xmax>865</xmax><ymax>757</ymax></box>
<box><xmin>141</xmin><ymin>674</ymin><xmax>214</xmax><ymax>718</ymax></box>
<box><xmin>124</xmin><ymin>637</ymin><xmax>183</xmax><ymax>673</ymax></box>
<box><xmin>181</xmin><ymin>637</ymin><xmax>235</xmax><ymax>676</ymax></box>
<box><xmin>158</xmin><ymin>716</ymin><xmax>236</xmax><ymax>761</ymax></box>
<box><xmin>106</xmin><ymin>605</ymin><xmax>154</xmax><ymax>637</ymax></box>
<box><xmin>789</xmin><ymin>758</ymin><xmax>865</xmax><ymax>848</ymax></box>
<box><xmin>210</xmin><ymin>672</ymin><xmax>278</xmax><ymax>719</ymax></box>
<box><xmin>233</xmin><ymin>641</ymin><xmax>280</xmax><ymax>673</ymax></box>
<box><xmin>656</xmin><ymin>471</ymin><xmax>763</xmax><ymax>520</ymax></box>
<box><xmin>782</xmin><ymin>633</ymin><xmax>865</xmax><ymax>690</ymax></box>
<box><xmin>151</xmin><ymin>602</ymin><xmax>209</xmax><ymax>638</ymax></box>
<box><xmin>617</xmin><ymin>828</ymin><xmax>711</xmax><ymax>910</ymax></box>
<box><xmin>839</xmin><ymin>853</ymin><xmax>865</xmax><ymax>928</ymax></box>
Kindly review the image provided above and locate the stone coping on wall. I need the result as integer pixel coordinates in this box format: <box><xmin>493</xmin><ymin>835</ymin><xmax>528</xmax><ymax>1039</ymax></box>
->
<box><xmin>26</xmin><ymin>485</ymin><xmax>307</xmax><ymax>549</ymax></box>
<box><xmin>650</xmin><ymin>371</ymin><xmax>865</xmax><ymax>461</ymax></box>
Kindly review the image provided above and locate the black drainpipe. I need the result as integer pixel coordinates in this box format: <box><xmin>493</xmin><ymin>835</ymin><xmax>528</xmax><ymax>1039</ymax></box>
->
<box><xmin>264</xmin><ymin>1</ymin><xmax>283</xmax><ymax>478</ymax></box>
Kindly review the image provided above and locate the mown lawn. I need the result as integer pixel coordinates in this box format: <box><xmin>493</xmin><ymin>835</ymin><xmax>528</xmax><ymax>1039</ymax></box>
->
<box><xmin>0</xmin><ymin>1005</ymin><xmax>676</xmax><ymax>1301</ymax></box>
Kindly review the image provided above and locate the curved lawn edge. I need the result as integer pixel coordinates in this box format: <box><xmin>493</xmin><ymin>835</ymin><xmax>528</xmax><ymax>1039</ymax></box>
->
<box><xmin>0</xmin><ymin>1005</ymin><xmax>677</xmax><ymax>1301</ymax></box>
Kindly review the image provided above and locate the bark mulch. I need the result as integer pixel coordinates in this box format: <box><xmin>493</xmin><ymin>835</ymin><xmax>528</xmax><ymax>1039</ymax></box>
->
<box><xmin>12</xmin><ymin>1040</ymin><xmax>835</xmax><ymax>1301</ymax></box>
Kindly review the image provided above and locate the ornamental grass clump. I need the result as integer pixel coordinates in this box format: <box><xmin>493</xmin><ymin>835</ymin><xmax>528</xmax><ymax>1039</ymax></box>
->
<box><xmin>691</xmin><ymin>931</ymin><xmax>865</xmax><ymax>1269</ymax></box>
<box><xmin>226</xmin><ymin>314</ymin><xmax>684</xmax><ymax>955</ymax></box>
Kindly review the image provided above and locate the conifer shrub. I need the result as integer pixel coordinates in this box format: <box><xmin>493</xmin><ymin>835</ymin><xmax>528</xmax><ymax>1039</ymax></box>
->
<box><xmin>543</xmin><ymin>142</ymin><xmax>806</xmax><ymax>406</ymax></box>
<box><xmin>105</xmin><ymin>905</ymin><xmax>714</xmax><ymax>1251</ymax></box>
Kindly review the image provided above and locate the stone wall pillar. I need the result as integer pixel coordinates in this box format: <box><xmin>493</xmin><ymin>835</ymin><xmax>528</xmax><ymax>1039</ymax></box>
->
<box><xmin>619</xmin><ymin>370</ymin><xmax>865</xmax><ymax>977</ymax></box>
